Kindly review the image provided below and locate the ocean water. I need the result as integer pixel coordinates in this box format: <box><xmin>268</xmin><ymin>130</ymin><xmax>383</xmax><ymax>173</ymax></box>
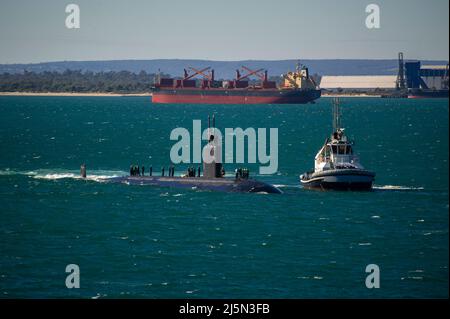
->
<box><xmin>0</xmin><ymin>96</ymin><xmax>448</xmax><ymax>298</ymax></box>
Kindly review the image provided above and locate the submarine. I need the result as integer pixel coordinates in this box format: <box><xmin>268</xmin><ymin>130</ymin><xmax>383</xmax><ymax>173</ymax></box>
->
<box><xmin>105</xmin><ymin>174</ymin><xmax>281</xmax><ymax>193</ymax></box>
<box><xmin>82</xmin><ymin>116</ymin><xmax>282</xmax><ymax>194</ymax></box>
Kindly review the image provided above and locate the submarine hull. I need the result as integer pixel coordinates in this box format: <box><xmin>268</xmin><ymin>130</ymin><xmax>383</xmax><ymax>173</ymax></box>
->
<box><xmin>106</xmin><ymin>176</ymin><xmax>282</xmax><ymax>194</ymax></box>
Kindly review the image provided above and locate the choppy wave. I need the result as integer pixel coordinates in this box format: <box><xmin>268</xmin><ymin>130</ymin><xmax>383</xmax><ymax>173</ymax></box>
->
<box><xmin>0</xmin><ymin>169</ymin><xmax>125</xmax><ymax>182</ymax></box>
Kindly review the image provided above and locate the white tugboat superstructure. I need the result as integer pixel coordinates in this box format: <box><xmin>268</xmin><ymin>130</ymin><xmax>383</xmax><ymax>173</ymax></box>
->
<box><xmin>300</xmin><ymin>98</ymin><xmax>375</xmax><ymax>190</ymax></box>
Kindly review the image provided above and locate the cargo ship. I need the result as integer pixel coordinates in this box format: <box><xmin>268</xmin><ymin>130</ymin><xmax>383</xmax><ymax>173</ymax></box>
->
<box><xmin>152</xmin><ymin>64</ymin><xmax>321</xmax><ymax>104</ymax></box>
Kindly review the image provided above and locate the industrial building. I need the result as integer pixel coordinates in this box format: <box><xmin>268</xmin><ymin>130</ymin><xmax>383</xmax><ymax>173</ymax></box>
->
<box><xmin>320</xmin><ymin>53</ymin><xmax>448</xmax><ymax>97</ymax></box>
<box><xmin>320</xmin><ymin>75</ymin><xmax>397</xmax><ymax>92</ymax></box>
<box><xmin>405</xmin><ymin>62</ymin><xmax>449</xmax><ymax>91</ymax></box>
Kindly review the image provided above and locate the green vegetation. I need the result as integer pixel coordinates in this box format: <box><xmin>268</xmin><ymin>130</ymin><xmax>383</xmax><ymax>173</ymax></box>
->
<box><xmin>0</xmin><ymin>70</ymin><xmax>166</xmax><ymax>93</ymax></box>
<box><xmin>0</xmin><ymin>69</ymin><xmax>322</xmax><ymax>93</ymax></box>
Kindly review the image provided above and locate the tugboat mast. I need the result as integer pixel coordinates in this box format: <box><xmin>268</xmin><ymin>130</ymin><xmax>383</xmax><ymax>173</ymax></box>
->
<box><xmin>332</xmin><ymin>97</ymin><xmax>341</xmax><ymax>132</ymax></box>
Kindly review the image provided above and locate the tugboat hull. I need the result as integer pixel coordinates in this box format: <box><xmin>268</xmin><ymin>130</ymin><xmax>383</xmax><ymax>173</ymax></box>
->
<box><xmin>300</xmin><ymin>169</ymin><xmax>375</xmax><ymax>191</ymax></box>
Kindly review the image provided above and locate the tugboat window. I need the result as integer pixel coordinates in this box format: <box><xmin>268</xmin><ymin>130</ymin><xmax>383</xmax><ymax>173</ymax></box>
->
<box><xmin>347</xmin><ymin>146</ymin><xmax>353</xmax><ymax>154</ymax></box>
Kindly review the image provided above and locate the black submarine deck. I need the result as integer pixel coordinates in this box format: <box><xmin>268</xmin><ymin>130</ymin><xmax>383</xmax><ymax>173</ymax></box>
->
<box><xmin>105</xmin><ymin>175</ymin><xmax>282</xmax><ymax>194</ymax></box>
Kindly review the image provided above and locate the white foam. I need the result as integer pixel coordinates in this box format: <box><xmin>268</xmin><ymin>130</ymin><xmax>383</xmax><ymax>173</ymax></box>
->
<box><xmin>33</xmin><ymin>172</ymin><xmax>119</xmax><ymax>182</ymax></box>
<box><xmin>273</xmin><ymin>184</ymin><xmax>301</xmax><ymax>189</ymax></box>
<box><xmin>0</xmin><ymin>169</ymin><xmax>39</xmax><ymax>176</ymax></box>
<box><xmin>0</xmin><ymin>168</ymin><xmax>124</xmax><ymax>183</ymax></box>
<box><xmin>373</xmin><ymin>185</ymin><xmax>424</xmax><ymax>191</ymax></box>
<box><xmin>0</xmin><ymin>170</ymin><xmax>16</xmax><ymax>176</ymax></box>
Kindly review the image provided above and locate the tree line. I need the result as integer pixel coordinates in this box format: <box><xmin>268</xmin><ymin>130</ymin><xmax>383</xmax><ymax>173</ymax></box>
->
<box><xmin>0</xmin><ymin>70</ymin><xmax>165</xmax><ymax>93</ymax></box>
<box><xmin>0</xmin><ymin>69</ymin><xmax>321</xmax><ymax>93</ymax></box>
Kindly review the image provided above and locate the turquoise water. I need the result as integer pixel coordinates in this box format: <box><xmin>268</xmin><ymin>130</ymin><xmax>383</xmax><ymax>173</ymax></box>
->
<box><xmin>0</xmin><ymin>96</ymin><xmax>448</xmax><ymax>298</ymax></box>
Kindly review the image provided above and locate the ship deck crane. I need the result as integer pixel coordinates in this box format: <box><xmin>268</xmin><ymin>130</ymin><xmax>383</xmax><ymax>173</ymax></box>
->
<box><xmin>184</xmin><ymin>67</ymin><xmax>213</xmax><ymax>80</ymax></box>
<box><xmin>236</xmin><ymin>66</ymin><xmax>265</xmax><ymax>81</ymax></box>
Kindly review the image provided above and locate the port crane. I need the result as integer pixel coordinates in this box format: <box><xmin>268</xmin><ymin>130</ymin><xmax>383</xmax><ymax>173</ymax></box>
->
<box><xmin>396</xmin><ymin>52</ymin><xmax>406</xmax><ymax>90</ymax></box>
<box><xmin>443</xmin><ymin>64</ymin><xmax>449</xmax><ymax>90</ymax></box>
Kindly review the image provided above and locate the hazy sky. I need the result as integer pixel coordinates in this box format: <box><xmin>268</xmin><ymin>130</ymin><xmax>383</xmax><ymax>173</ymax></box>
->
<box><xmin>0</xmin><ymin>0</ymin><xmax>448</xmax><ymax>63</ymax></box>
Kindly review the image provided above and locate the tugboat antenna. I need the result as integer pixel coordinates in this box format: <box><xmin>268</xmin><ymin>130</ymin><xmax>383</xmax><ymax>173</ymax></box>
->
<box><xmin>332</xmin><ymin>97</ymin><xmax>341</xmax><ymax>132</ymax></box>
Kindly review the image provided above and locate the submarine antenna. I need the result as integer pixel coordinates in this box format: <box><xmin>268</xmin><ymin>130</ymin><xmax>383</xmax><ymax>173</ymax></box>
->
<box><xmin>212</xmin><ymin>114</ymin><xmax>215</xmax><ymax>137</ymax></box>
<box><xmin>208</xmin><ymin>115</ymin><xmax>211</xmax><ymax>138</ymax></box>
<box><xmin>80</xmin><ymin>163</ymin><xmax>86</xmax><ymax>178</ymax></box>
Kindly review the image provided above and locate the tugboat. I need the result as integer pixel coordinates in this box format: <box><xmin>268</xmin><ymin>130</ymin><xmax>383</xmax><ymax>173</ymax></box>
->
<box><xmin>299</xmin><ymin>98</ymin><xmax>375</xmax><ymax>190</ymax></box>
<box><xmin>83</xmin><ymin>115</ymin><xmax>282</xmax><ymax>194</ymax></box>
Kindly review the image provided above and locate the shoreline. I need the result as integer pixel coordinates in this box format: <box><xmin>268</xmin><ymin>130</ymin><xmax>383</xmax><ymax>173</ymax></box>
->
<box><xmin>321</xmin><ymin>93</ymin><xmax>382</xmax><ymax>98</ymax></box>
<box><xmin>0</xmin><ymin>92</ymin><xmax>382</xmax><ymax>98</ymax></box>
<box><xmin>0</xmin><ymin>92</ymin><xmax>152</xmax><ymax>97</ymax></box>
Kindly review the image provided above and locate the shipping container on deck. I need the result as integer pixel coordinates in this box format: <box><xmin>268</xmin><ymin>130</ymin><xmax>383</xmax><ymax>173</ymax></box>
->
<box><xmin>159</xmin><ymin>78</ymin><xmax>174</xmax><ymax>87</ymax></box>
<box><xmin>234</xmin><ymin>80</ymin><xmax>249</xmax><ymax>88</ymax></box>
<box><xmin>263</xmin><ymin>81</ymin><xmax>277</xmax><ymax>89</ymax></box>
<box><xmin>182</xmin><ymin>79</ymin><xmax>196</xmax><ymax>88</ymax></box>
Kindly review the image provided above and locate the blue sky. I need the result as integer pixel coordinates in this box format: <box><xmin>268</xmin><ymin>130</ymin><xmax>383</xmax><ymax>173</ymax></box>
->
<box><xmin>0</xmin><ymin>0</ymin><xmax>448</xmax><ymax>63</ymax></box>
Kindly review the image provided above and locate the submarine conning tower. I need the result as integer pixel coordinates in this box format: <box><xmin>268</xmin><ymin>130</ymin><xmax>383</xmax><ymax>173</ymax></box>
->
<box><xmin>203</xmin><ymin>114</ymin><xmax>223</xmax><ymax>179</ymax></box>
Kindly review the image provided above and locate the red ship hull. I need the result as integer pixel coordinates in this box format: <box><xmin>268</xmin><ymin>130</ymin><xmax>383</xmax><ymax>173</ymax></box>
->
<box><xmin>152</xmin><ymin>88</ymin><xmax>321</xmax><ymax>104</ymax></box>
